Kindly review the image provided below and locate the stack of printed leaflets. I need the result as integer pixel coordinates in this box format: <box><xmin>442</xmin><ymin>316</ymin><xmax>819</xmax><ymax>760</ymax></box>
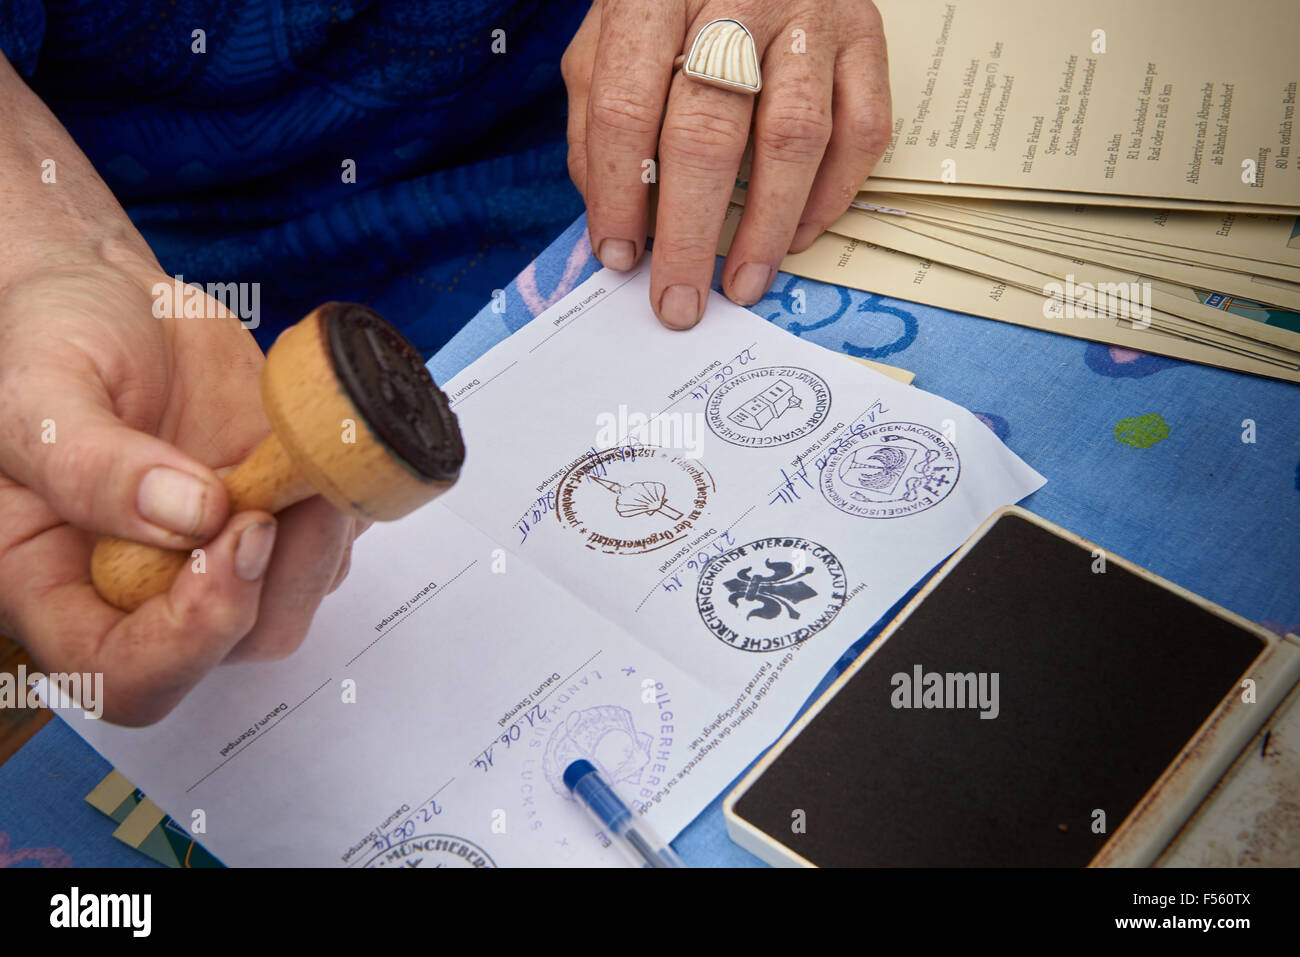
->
<box><xmin>731</xmin><ymin>0</ymin><xmax>1300</xmax><ymax>381</ymax></box>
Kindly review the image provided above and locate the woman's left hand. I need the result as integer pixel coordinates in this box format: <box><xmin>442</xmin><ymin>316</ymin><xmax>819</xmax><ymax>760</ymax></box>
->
<box><xmin>562</xmin><ymin>0</ymin><xmax>891</xmax><ymax>328</ymax></box>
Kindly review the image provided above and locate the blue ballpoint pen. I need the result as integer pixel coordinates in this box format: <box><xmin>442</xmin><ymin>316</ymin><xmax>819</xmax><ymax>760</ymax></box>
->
<box><xmin>563</xmin><ymin>759</ymin><xmax>685</xmax><ymax>868</ymax></box>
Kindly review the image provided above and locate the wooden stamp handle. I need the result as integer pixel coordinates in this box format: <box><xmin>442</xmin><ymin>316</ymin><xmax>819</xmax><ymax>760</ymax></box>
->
<box><xmin>90</xmin><ymin>433</ymin><xmax>315</xmax><ymax>612</ymax></box>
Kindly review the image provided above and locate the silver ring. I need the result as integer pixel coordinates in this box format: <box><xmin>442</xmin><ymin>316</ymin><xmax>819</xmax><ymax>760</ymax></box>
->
<box><xmin>674</xmin><ymin>18</ymin><xmax>762</xmax><ymax>94</ymax></box>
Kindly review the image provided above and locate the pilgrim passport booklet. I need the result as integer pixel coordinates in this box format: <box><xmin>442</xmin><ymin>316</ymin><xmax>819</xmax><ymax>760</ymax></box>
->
<box><xmin>56</xmin><ymin>262</ymin><xmax>1044</xmax><ymax>867</ymax></box>
<box><xmin>871</xmin><ymin>0</ymin><xmax>1299</xmax><ymax>208</ymax></box>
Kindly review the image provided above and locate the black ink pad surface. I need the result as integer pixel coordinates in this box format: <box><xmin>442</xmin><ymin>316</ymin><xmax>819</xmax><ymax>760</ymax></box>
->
<box><xmin>724</xmin><ymin>507</ymin><xmax>1298</xmax><ymax>867</ymax></box>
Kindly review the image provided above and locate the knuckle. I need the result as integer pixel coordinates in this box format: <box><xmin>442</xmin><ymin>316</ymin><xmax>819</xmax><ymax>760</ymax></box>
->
<box><xmin>860</xmin><ymin>2</ymin><xmax>886</xmax><ymax>38</ymax></box>
<box><xmin>81</xmin><ymin>615</ymin><xmax>212</xmax><ymax>727</ymax></box>
<box><xmin>589</xmin><ymin>86</ymin><xmax>662</xmax><ymax>139</ymax></box>
<box><xmin>222</xmin><ymin>586</ymin><xmax>263</xmax><ymax>635</ymax></box>
<box><xmin>44</xmin><ymin>433</ymin><xmax>114</xmax><ymax>507</ymax></box>
<box><xmin>97</xmin><ymin>664</ymin><xmax>181</xmax><ymax>727</ymax></box>
<box><xmin>0</xmin><ymin>362</ymin><xmax>51</xmax><ymax>448</ymax></box>
<box><xmin>327</xmin><ymin>553</ymin><xmax>352</xmax><ymax>595</ymax></box>
<box><xmin>196</xmin><ymin>603</ymin><xmax>256</xmax><ymax>645</ymax></box>
<box><xmin>101</xmin><ymin>694</ymin><xmax>171</xmax><ymax>728</ymax></box>
<box><xmin>562</xmin><ymin>50</ymin><xmax>591</xmax><ymax>94</ymax></box>
<box><xmin>660</xmin><ymin>110</ymin><xmax>748</xmax><ymax>169</ymax></box>
<box><xmin>210</xmin><ymin>602</ymin><xmax>259</xmax><ymax>641</ymax></box>
<box><xmin>166</xmin><ymin>575</ymin><xmax>257</xmax><ymax>639</ymax></box>
<box><xmin>850</xmin><ymin>107</ymin><xmax>893</xmax><ymax>158</ymax></box>
<box><xmin>566</xmin><ymin>146</ymin><xmax>587</xmax><ymax>189</ymax></box>
<box><xmin>842</xmin><ymin>0</ymin><xmax>887</xmax><ymax>47</ymax></box>
<box><xmin>0</xmin><ymin>379</ymin><xmax>25</xmax><ymax>445</ymax></box>
<box><xmin>759</xmin><ymin>103</ymin><xmax>832</xmax><ymax>161</ymax></box>
<box><xmin>651</xmin><ymin>232</ymin><xmax>716</xmax><ymax>265</ymax></box>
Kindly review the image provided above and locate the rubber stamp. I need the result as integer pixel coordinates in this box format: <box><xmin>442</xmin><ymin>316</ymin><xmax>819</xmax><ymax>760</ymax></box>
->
<box><xmin>91</xmin><ymin>302</ymin><xmax>466</xmax><ymax>612</ymax></box>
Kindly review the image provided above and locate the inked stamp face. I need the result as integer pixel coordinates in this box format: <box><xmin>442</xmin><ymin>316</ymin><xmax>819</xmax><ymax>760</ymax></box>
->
<box><xmin>705</xmin><ymin>366</ymin><xmax>831</xmax><ymax>448</ymax></box>
<box><xmin>556</xmin><ymin>446</ymin><xmax>714</xmax><ymax>555</ymax></box>
<box><xmin>819</xmin><ymin>421</ymin><xmax>960</xmax><ymax>518</ymax></box>
<box><xmin>325</xmin><ymin>302</ymin><xmax>465</xmax><ymax>482</ymax></box>
<box><xmin>696</xmin><ymin>537</ymin><xmax>847</xmax><ymax>652</ymax></box>
<box><xmin>363</xmin><ymin>834</ymin><xmax>496</xmax><ymax>868</ymax></box>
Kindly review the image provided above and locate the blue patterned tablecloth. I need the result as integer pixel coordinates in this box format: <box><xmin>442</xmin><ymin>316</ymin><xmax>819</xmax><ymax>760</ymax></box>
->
<box><xmin>3</xmin><ymin>214</ymin><xmax>1297</xmax><ymax>868</ymax></box>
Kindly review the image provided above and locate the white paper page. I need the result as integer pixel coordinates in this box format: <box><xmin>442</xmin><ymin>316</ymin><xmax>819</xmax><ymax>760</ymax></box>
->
<box><xmin>435</xmin><ymin>267</ymin><xmax>1046</xmax><ymax>825</ymax></box>
<box><xmin>66</xmin><ymin>263</ymin><xmax>1044</xmax><ymax>867</ymax></box>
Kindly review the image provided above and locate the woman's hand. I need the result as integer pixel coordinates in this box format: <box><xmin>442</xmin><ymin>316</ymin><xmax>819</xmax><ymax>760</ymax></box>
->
<box><xmin>563</xmin><ymin>0</ymin><xmax>891</xmax><ymax>328</ymax></box>
<box><xmin>0</xmin><ymin>240</ymin><xmax>363</xmax><ymax>726</ymax></box>
<box><xmin>0</xmin><ymin>50</ymin><xmax>364</xmax><ymax>726</ymax></box>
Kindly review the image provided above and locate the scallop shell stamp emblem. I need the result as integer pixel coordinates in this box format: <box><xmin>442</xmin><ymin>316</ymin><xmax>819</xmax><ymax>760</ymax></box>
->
<box><xmin>819</xmin><ymin>421</ymin><xmax>960</xmax><ymax>518</ymax></box>
<box><xmin>556</xmin><ymin>446</ymin><xmax>715</xmax><ymax>555</ymax></box>
<box><xmin>684</xmin><ymin>19</ymin><xmax>762</xmax><ymax>94</ymax></box>
<box><xmin>541</xmin><ymin>705</ymin><xmax>653</xmax><ymax>799</ymax></box>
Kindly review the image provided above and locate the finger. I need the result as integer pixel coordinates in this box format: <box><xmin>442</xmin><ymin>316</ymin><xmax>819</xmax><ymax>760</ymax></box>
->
<box><xmin>652</xmin><ymin>17</ymin><xmax>771</xmax><ymax>328</ymax></box>
<box><xmin>223</xmin><ymin>495</ymin><xmax>353</xmax><ymax>663</ymax></box>
<box><xmin>723</xmin><ymin>11</ymin><xmax>834</xmax><ymax>305</ymax></box>
<box><xmin>561</xmin><ymin>2</ymin><xmax>601</xmax><ymax>197</ymax></box>
<box><xmin>326</xmin><ymin>544</ymin><xmax>353</xmax><ymax>595</ymax></box>
<box><xmin>790</xmin><ymin>10</ymin><xmax>891</xmax><ymax>253</ymax></box>
<box><xmin>12</xmin><ymin>510</ymin><xmax>276</xmax><ymax>727</ymax></box>
<box><xmin>0</xmin><ymin>363</ymin><xmax>229</xmax><ymax>548</ymax></box>
<box><xmin>326</xmin><ymin>517</ymin><xmax>370</xmax><ymax>594</ymax></box>
<box><xmin>585</xmin><ymin>0</ymin><xmax>684</xmax><ymax>273</ymax></box>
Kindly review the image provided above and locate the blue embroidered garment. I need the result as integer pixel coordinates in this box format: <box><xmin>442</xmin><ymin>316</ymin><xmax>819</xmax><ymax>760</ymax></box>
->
<box><xmin>0</xmin><ymin>0</ymin><xmax>588</xmax><ymax>355</ymax></box>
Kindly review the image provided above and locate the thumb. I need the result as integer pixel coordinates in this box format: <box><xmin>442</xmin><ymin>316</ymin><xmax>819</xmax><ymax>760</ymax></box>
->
<box><xmin>1</xmin><ymin>368</ymin><xmax>230</xmax><ymax>548</ymax></box>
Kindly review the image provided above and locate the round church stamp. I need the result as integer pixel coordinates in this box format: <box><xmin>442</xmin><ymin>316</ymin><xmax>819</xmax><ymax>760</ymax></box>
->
<box><xmin>705</xmin><ymin>366</ymin><xmax>831</xmax><ymax>448</ymax></box>
<box><xmin>819</xmin><ymin>421</ymin><xmax>960</xmax><ymax>519</ymax></box>
<box><xmin>696</xmin><ymin>536</ymin><xmax>847</xmax><ymax>652</ymax></box>
<box><xmin>364</xmin><ymin>834</ymin><xmax>496</xmax><ymax>868</ymax></box>
<box><xmin>556</xmin><ymin>446</ymin><xmax>714</xmax><ymax>555</ymax></box>
<box><xmin>541</xmin><ymin>704</ymin><xmax>655</xmax><ymax>800</ymax></box>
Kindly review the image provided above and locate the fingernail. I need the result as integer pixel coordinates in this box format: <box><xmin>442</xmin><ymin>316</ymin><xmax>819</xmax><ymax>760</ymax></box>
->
<box><xmin>659</xmin><ymin>285</ymin><xmax>700</xmax><ymax>329</ymax></box>
<box><xmin>235</xmin><ymin>522</ymin><xmax>277</xmax><ymax>582</ymax></box>
<box><xmin>138</xmin><ymin>467</ymin><xmax>212</xmax><ymax>536</ymax></box>
<box><xmin>790</xmin><ymin>222</ymin><xmax>821</xmax><ymax>252</ymax></box>
<box><xmin>731</xmin><ymin>263</ymin><xmax>774</xmax><ymax>306</ymax></box>
<box><xmin>597</xmin><ymin>238</ymin><xmax>636</xmax><ymax>271</ymax></box>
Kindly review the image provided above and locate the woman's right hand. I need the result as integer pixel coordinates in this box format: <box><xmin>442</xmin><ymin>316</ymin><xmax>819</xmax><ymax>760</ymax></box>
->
<box><xmin>0</xmin><ymin>237</ymin><xmax>364</xmax><ymax>726</ymax></box>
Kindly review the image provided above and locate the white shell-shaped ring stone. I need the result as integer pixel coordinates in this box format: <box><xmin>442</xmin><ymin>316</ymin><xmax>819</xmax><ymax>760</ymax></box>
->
<box><xmin>683</xmin><ymin>18</ymin><xmax>762</xmax><ymax>94</ymax></box>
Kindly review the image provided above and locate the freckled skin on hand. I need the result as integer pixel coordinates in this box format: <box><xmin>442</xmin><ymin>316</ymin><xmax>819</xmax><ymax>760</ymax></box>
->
<box><xmin>562</xmin><ymin>0</ymin><xmax>891</xmax><ymax>325</ymax></box>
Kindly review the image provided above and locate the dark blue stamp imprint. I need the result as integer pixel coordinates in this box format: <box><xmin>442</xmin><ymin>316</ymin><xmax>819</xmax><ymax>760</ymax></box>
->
<box><xmin>819</xmin><ymin>421</ymin><xmax>960</xmax><ymax>518</ymax></box>
<box><xmin>696</xmin><ymin>536</ymin><xmax>847</xmax><ymax>652</ymax></box>
<box><xmin>705</xmin><ymin>366</ymin><xmax>832</xmax><ymax>448</ymax></box>
<box><xmin>363</xmin><ymin>834</ymin><xmax>496</xmax><ymax>868</ymax></box>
